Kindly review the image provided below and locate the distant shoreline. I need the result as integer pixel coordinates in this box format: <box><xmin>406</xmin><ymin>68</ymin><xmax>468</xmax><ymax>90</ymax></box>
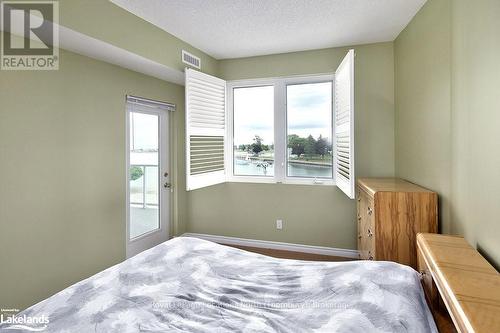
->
<box><xmin>235</xmin><ymin>156</ymin><xmax>331</xmax><ymax>167</ymax></box>
<box><xmin>288</xmin><ymin>160</ymin><xmax>332</xmax><ymax>167</ymax></box>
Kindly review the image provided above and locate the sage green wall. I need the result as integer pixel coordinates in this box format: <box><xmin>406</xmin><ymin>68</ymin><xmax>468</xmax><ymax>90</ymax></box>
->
<box><xmin>58</xmin><ymin>0</ymin><xmax>218</xmax><ymax>75</ymax></box>
<box><xmin>0</xmin><ymin>46</ymin><xmax>186</xmax><ymax>310</ymax></box>
<box><xmin>395</xmin><ymin>0</ymin><xmax>500</xmax><ymax>267</ymax></box>
<box><xmin>187</xmin><ymin>43</ymin><xmax>395</xmax><ymax>249</ymax></box>
<box><xmin>450</xmin><ymin>0</ymin><xmax>500</xmax><ymax>267</ymax></box>
<box><xmin>394</xmin><ymin>0</ymin><xmax>451</xmax><ymax>233</ymax></box>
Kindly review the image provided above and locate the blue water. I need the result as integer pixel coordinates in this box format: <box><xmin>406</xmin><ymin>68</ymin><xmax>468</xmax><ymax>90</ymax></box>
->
<box><xmin>234</xmin><ymin>159</ymin><xmax>332</xmax><ymax>178</ymax></box>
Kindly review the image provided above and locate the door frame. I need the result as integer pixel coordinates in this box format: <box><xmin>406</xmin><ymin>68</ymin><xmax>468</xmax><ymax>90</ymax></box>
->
<box><xmin>125</xmin><ymin>103</ymin><xmax>170</xmax><ymax>258</ymax></box>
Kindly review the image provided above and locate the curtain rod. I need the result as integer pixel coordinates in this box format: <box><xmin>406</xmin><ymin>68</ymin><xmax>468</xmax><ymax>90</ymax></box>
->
<box><xmin>126</xmin><ymin>95</ymin><xmax>176</xmax><ymax>111</ymax></box>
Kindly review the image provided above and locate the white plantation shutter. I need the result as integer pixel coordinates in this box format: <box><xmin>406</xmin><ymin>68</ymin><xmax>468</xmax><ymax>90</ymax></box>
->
<box><xmin>334</xmin><ymin>50</ymin><xmax>355</xmax><ymax>199</ymax></box>
<box><xmin>185</xmin><ymin>68</ymin><xmax>227</xmax><ymax>190</ymax></box>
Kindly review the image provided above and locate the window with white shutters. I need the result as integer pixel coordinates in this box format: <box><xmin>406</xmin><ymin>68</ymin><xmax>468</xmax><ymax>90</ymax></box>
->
<box><xmin>185</xmin><ymin>49</ymin><xmax>355</xmax><ymax>198</ymax></box>
<box><xmin>334</xmin><ymin>50</ymin><xmax>355</xmax><ymax>198</ymax></box>
<box><xmin>185</xmin><ymin>68</ymin><xmax>226</xmax><ymax>190</ymax></box>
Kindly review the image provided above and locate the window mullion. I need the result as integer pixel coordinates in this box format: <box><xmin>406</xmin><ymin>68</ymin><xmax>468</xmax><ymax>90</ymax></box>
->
<box><xmin>225</xmin><ymin>85</ymin><xmax>234</xmax><ymax>180</ymax></box>
<box><xmin>274</xmin><ymin>81</ymin><xmax>286</xmax><ymax>183</ymax></box>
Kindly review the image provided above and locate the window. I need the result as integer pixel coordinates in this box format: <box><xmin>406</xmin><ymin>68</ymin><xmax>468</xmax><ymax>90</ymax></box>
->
<box><xmin>227</xmin><ymin>75</ymin><xmax>335</xmax><ymax>185</ymax></box>
<box><xmin>129</xmin><ymin>111</ymin><xmax>160</xmax><ymax>239</ymax></box>
<box><xmin>185</xmin><ymin>49</ymin><xmax>355</xmax><ymax>198</ymax></box>
<box><xmin>286</xmin><ymin>82</ymin><xmax>333</xmax><ymax>179</ymax></box>
<box><xmin>233</xmin><ymin>86</ymin><xmax>274</xmax><ymax>177</ymax></box>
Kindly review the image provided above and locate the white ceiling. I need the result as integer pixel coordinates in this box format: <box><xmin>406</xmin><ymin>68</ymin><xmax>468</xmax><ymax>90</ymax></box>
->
<box><xmin>111</xmin><ymin>0</ymin><xmax>427</xmax><ymax>60</ymax></box>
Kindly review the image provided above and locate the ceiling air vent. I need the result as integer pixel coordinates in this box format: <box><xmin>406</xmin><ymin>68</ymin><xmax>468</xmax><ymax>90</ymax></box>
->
<box><xmin>182</xmin><ymin>50</ymin><xmax>201</xmax><ymax>69</ymax></box>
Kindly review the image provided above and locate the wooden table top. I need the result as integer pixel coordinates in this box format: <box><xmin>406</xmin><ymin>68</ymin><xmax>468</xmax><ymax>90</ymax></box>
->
<box><xmin>417</xmin><ymin>233</ymin><xmax>500</xmax><ymax>333</ymax></box>
<box><xmin>357</xmin><ymin>178</ymin><xmax>435</xmax><ymax>196</ymax></box>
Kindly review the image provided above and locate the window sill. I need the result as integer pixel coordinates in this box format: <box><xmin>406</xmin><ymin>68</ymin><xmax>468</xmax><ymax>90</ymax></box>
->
<box><xmin>227</xmin><ymin>177</ymin><xmax>335</xmax><ymax>186</ymax></box>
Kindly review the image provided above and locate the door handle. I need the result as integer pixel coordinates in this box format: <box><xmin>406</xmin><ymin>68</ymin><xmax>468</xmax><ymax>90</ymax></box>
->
<box><xmin>164</xmin><ymin>182</ymin><xmax>172</xmax><ymax>188</ymax></box>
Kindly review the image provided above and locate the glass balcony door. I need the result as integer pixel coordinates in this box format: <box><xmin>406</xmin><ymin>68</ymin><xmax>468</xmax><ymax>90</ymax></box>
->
<box><xmin>126</xmin><ymin>104</ymin><xmax>169</xmax><ymax>258</ymax></box>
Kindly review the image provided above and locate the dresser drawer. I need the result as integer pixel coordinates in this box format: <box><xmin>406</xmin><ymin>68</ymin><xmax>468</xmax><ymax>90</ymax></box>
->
<box><xmin>360</xmin><ymin>220</ymin><xmax>375</xmax><ymax>260</ymax></box>
<box><xmin>357</xmin><ymin>187</ymin><xmax>375</xmax><ymax>260</ymax></box>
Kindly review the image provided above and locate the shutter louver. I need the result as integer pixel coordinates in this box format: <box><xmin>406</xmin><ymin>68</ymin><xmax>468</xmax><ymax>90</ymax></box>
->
<box><xmin>185</xmin><ymin>68</ymin><xmax>227</xmax><ymax>190</ymax></box>
<box><xmin>190</xmin><ymin>136</ymin><xmax>225</xmax><ymax>175</ymax></box>
<box><xmin>334</xmin><ymin>50</ymin><xmax>355</xmax><ymax>199</ymax></box>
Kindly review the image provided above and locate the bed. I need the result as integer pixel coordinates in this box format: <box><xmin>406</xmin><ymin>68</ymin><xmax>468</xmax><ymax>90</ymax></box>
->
<box><xmin>1</xmin><ymin>237</ymin><xmax>437</xmax><ymax>332</ymax></box>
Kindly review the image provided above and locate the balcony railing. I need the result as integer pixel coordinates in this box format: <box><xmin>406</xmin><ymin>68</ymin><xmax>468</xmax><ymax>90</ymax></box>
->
<box><xmin>130</xmin><ymin>164</ymin><xmax>158</xmax><ymax>209</ymax></box>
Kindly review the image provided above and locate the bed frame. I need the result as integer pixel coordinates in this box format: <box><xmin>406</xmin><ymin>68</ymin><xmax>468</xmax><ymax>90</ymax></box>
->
<box><xmin>416</xmin><ymin>233</ymin><xmax>500</xmax><ymax>333</ymax></box>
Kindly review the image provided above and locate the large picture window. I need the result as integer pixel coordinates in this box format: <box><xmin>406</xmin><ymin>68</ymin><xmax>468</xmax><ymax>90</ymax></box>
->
<box><xmin>227</xmin><ymin>74</ymin><xmax>335</xmax><ymax>185</ymax></box>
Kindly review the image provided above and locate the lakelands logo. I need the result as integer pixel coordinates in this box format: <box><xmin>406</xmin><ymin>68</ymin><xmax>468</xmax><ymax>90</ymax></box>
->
<box><xmin>0</xmin><ymin>0</ymin><xmax>59</xmax><ymax>70</ymax></box>
<box><xmin>0</xmin><ymin>314</ymin><xmax>49</xmax><ymax>331</ymax></box>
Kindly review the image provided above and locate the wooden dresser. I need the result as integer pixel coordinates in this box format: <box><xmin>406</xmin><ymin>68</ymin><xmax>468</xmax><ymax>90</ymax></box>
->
<box><xmin>356</xmin><ymin>178</ymin><xmax>438</xmax><ymax>268</ymax></box>
<box><xmin>417</xmin><ymin>233</ymin><xmax>500</xmax><ymax>333</ymax></box>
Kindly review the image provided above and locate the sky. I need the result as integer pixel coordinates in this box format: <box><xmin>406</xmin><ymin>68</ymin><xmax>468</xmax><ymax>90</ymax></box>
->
<box><xmin>233</xmin><ymin>86</ymin><xmax>274</xmax><ymax>145</ymax></box>
<box><xmin>130</xmin><ymin>112</ymin><xmax>158</xmax><ymax>150</ymax></box>
<box><xmin>287</xmin><ymin>82</ymin><xmax>332</xmax><ymax>140</ymax></box>
<box><xmin>233</xmin><ymin>82</ymin><xmax>332</xmax><ymax>146</ymax></box>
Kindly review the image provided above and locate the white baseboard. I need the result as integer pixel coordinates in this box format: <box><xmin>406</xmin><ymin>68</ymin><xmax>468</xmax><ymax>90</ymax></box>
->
<box><xmin>181</xmin><ymin>233</ymin><xmax>359</xmax><ymax>259</ymax></box>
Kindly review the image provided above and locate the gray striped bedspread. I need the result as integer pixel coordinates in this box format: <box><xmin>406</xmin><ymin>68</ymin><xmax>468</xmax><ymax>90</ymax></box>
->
<box><xmin>3</xmin><ymin>237</ymin><xmax>437</xmax><ymax>332</ymax></box>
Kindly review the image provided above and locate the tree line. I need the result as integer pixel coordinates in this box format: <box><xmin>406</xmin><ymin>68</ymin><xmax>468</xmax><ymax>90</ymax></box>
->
<box><xmin>288</xmin><ymin>134</ymin><xmax>331</xmax><ymax>158</ymax></box>
<box><xmin>237</xmin><ymin>135</ymin><xmax>271</xmax><ymax>155</ymax></box>
<box><xmin>237</xmin><ymin>134</ymin><xmax>331</xmax><ymax>158</ymax></box>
